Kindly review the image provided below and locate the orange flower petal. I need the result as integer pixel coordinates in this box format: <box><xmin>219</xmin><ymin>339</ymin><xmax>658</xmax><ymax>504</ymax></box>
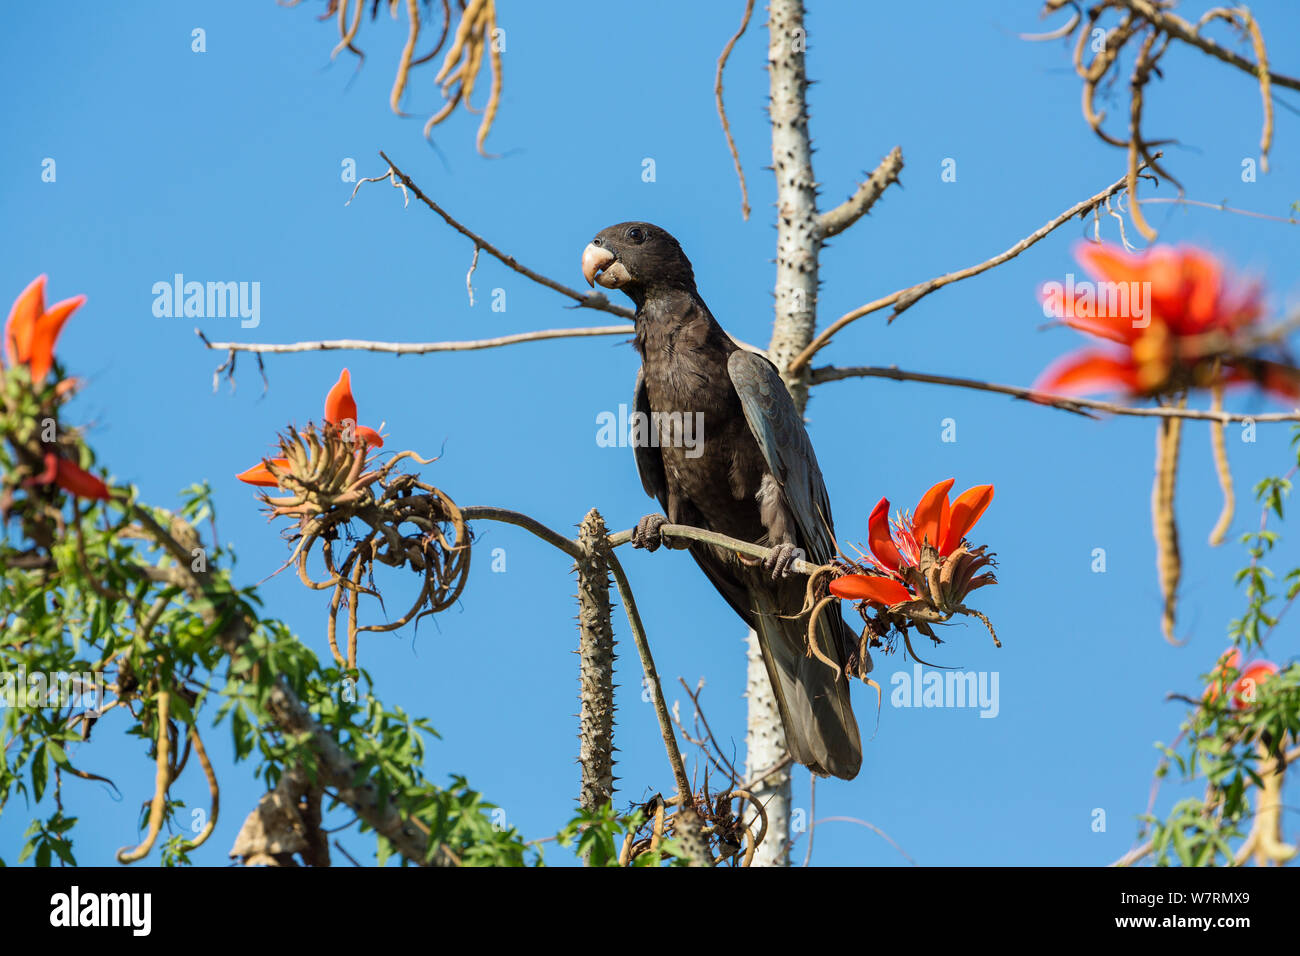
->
<box><xmin>1204</xmin><ymin>647</ymin><xmax>1241</xmax><ymax>704</ymax></box>
<box><xmin>1230</xmin><ymin>660</ymin><xmax>1279</xmax><ymax>710</ymax></box>
<box><xmin>237</xmin><ymin>458</ymin><xmax>291</xmax><ymax>487</ymax></box>
<box><xmin>5</xmin><ymin>274</ymin><xmax>46</xmax><ymax>368</ymax></box>
<box><xmin>324</xmin><ymin>368</ymin><xmax>358</xmax><ymax>426</ymax></box>
<box><xmin>866</xmin><ymin>496</ymin><xmax>902</xmax><ymax>571</ymax></box>
<box><xmin>1060</xmin><ymin>307</ymin><xmax>1142</xmax><ymax>345</ymax></box>
<box><xmin>1034</xmin><ymin>350</ymin><xmax>1140</xmax><ymax>395</ymax></box>
<box><xmin>26</xmin><ymin>295</ymin><xmax>86</xmax><ymax>383</ymax></box>
<box><xmin>911</xmin><ymin>479</ymin><xmax>954</xmax><ymax>551</ymax></box>
<box><xmin>1074</xmin><ymin>241</ymin><xmax>1147</xmax><ymax>287</ymax></box>
<box><xmin>353</xmin><ymin>425</ymin><xmax>385</xmax><ymax>448</ymax></box>
<box><xmin>940</xmin><ymin>484</ymin><xmax>994</xmax><ymax>555</ymax></box>
<box><xmin>54</xmin><ymin>457</ymin><xmax>110</xmax><ymax>500</ymax></box>
<box><xmin>829</xmin><ymin>574</ymin><xmax>913</xmax><ymax>606</ymax></box>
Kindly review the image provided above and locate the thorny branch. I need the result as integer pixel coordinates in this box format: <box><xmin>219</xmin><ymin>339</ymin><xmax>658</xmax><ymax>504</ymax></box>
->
<box><xmin>787</xmin><ymin>164</ymin><xmax>1149</xmax><ymax>374</ymax></box>
<box><xmin>817</xmin><ymin>146</ymin><xmax>905</xmax><ymax>240</ymax></box>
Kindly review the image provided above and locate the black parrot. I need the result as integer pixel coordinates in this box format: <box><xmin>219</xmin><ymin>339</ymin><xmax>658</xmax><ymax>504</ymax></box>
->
<box><xmin>581</xmin><ymin>222</ymin><xmax>864</xmax><ymax>780</ymax></box>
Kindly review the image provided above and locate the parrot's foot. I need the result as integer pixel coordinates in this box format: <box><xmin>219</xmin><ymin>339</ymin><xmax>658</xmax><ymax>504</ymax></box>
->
<box><xmin>632</xmin><ymin>513</ymin><xmax>668</xmax><ymax>552</ymax></box>
<box><xmin>764</xmin><ymin>542</ymin><xmax>800</xmax><ymax>580</ymax></box>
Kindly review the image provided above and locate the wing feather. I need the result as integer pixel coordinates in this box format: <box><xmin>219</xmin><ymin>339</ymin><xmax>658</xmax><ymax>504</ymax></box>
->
<box><xmin>727</xmin><ymin>350</ymin><xmax>838</xmax><ymax>562</ymax></box>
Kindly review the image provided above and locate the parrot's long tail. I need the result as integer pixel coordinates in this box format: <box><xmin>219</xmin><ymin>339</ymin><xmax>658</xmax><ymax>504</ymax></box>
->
<box><xmin>746</xmin><ymin>571</ymin><xmax>862</xmax><ymax>780</ymax></box>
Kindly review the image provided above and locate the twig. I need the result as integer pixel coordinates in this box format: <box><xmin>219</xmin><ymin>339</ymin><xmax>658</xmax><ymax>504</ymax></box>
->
<box><xmin>817</xmin><ymin>146</ymin><xmax>905</xmax><ymax>240</ymax></box>
<box><xmin>787</xmin><ymin>165</ymin><xmax>1146</xmax><ymax>373</ymax></box>
<box><xmin>465</xmin><ymin>243</ymin><xmax>480</xmax><ymax>307</ymax></box>
<box><xmin>675</xmin><ymin>678</ymin><xmax>741</xmax><ymax>783</ymax></box>
<box><xmin>378</xmin><ymin>151</ymin><xmax>635</xmax><ymax>319</ymax></box>
<box><xmin>1111</xmin><ymin>0</ymin><xmax>1300</xmax><ymax>92</ymax></box>
<box><xmin>715</xmin><ymin>0</ymin><xmax>756</xmax><ymax>220</ymax></box>
<box><xmin>196</xmin><ymin>325</ymin><xmax>634</xmax><ymax>357</ymax></box>
<box><xmin>811</xmin><ymin>364</ymin><xmax>1300</xmax><ymax>423</ymax></box>
<box><xmin>808</xmin><ymin>816</ymin><xmax>918</xmax><ymax>866</ymax></box>
<box><xmin>605</xmin><ymin>547</ymin><xmax>693</xmax><ymax>801</ymax></box>
<box><xmin>333</xmin><ymin>840</ymin><xmax>364</xmax><ymax>867</ymax></box>
<box><xmin>1138</xmin><ymin>197</ymin><xmax>1299</xmax><ymax>225</ymax></box>
<box><xmin>459</xmin><ymin>505</ymin><xmax>583</xmax><ymax>561</ymax></box>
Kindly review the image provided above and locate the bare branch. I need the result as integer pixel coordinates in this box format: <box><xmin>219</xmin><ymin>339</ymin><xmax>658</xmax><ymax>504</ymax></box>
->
<box><xmin>1111</xmin><ymin>0</ymin><xmax>1300</xmax><ymax>92</ymax></box>
<box><xmin>811</xmin><ymin>364</ymin><xmax>1300</xmax><ymax>424</ymax></box>
<box><xmin>606</xmin><ymin>522</ymin><xmax>823</xmax><ymax>575</ymax></box>
<box><xmin>1139</xmin><ymin>196</ymin><xmax>1300</xmax><ymax>225</ymax></box>
<box><xmin>817</xmin><ymin>146</ymin><xmax>904</xmax><ymax>240</ymax></box>
<box><xmin>808</xmin><ymin>816</ymin><xmax>919</xmax><ymax>866</ymax></box>
<box><xmin>378</xmin><ymin>151</ymin><xmax>634</xmax><ymax>320</ymax></box>
<box><xmin>715</xmin><ymin>0</ymin><xmax>756</xmax><ymax>220</ymax></box>
<box><xmin>197</xmin><ymin>325</ymin><xmax>634</xmax><ymax>357</ymax></box>
<box><xmin>787</xmin><ymin>165</ymin><xmax>1145</xmax><ymax>375</ymax></box>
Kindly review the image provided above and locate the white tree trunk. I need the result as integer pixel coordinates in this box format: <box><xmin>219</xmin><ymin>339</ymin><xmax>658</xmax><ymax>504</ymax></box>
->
<box><xmin>746</xmin><ymin>0</ymin><xmax>818</xmax><ymax>869</ymax></box>
<box><xmin>745</xmin><ymin>629</ymin><xmax>791</xmax><ymax>866</ymax></box>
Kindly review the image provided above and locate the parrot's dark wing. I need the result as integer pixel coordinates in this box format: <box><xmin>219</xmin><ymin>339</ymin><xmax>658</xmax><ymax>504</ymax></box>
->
<box><xmin>632</xmin><ymin>367</ymin><xmax>764</xmax><ymax>629</ymax></box>
<box><xmin>727</xmin><ymin>348</ymin><xmax>862</xmax><ymax>780</ymax></box>
<box><xmin>727</xmin><ymin>350</ymin><xmax>837</xmax><ymax>562</ymax></box>
<box><xmin>632</xmin><ymin>368</ymin><xmax>667</xmax><ymax>503</ymax></box>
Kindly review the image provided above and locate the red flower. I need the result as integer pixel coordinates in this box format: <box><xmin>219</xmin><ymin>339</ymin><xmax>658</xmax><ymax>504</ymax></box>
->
<box><xmin>1203</xmin><ymin>647</ymin><xmax>1241</xmax><ymax>704</ymax></box>
<box><xmin>1204</xmin><ymin>648</ymin><xmax>1280</xmax><ymax>710</ymax></box>
<box><xmin>238</xmin><ymin>368</ymin><xmax>384</xmax><ymax>486</ymax></box>
<box><xmin>235</xmin><ymin>459</ymin><xmax>293</xmax><ymax>488</ymax></box>
<box><xmin>323</xmin><ymin>369</ymin><xmax>384</xmax><ymax>449</ymax></box>
<box><xmin>4</xmin><ymin>274</ymin><xmax>86</xmax><ymax>384</ymax></box>
<box><xmin>4</xmin><ymin>277</ymin><xmax>108</xmax><ymax>501</ymax></box>
<box><xmin>830</xmin><ymin>479</ymin><xmax>994</xmax><ymax>608</ymax></box>
<box><xmin>1230</xmin><ymin>660</ymin><xmax>1278</xmax><ymax>710</ymax></box>
<box><xmin>1035</xmin><ymin>242</ymin><xmax>1298</xmax><ymax>400</ymax></box>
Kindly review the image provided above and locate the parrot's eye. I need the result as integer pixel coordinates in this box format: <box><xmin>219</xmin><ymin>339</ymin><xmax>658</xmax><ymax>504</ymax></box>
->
<box><xmin>626</xmin><ymin>226</ymin><xmax>646</xmax><ymax>243</ymax></box>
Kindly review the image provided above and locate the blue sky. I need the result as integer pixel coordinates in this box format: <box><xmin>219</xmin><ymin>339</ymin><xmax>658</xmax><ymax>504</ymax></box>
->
<box><xmin>2</xmin><ymin>0</ymin><xmax>1298</xmax><ymax>866</ymax></box>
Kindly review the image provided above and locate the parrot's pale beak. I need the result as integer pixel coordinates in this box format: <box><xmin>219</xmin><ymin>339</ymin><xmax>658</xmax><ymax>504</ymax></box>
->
<box><xmin>581</xmin><ymin>243</ymin><xmax>628</xmax><ymax>289</ymax></box>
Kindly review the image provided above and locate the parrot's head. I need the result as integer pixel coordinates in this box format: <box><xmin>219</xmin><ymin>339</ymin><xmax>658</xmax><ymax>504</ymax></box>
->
<box><xmin>581</xmin><ymin>222</ymin><xmax>696</xmax><ymax>303</ymax></box>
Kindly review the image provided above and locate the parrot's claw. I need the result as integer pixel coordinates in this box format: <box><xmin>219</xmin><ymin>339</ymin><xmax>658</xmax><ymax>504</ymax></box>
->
<box><xmin>764</xmin><ymin>542</ymin><xmax>800</xmax><ymax>580</ymax></box>
<box><xmin>632</xmin><ymin>513</ymin><xmax>668</xmax><ymax>552</ymax></box>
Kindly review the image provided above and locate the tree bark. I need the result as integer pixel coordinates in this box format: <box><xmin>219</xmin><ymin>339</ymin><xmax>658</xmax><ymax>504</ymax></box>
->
<box><xmin>577</xmin><ymin>509</ymin><xmax>616</xmax><ymax>811</ymax></box>
<box><xmin>746</xmin><ymin>0</ymin><xmax>818</xmax><ymax>868</ymax></box>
